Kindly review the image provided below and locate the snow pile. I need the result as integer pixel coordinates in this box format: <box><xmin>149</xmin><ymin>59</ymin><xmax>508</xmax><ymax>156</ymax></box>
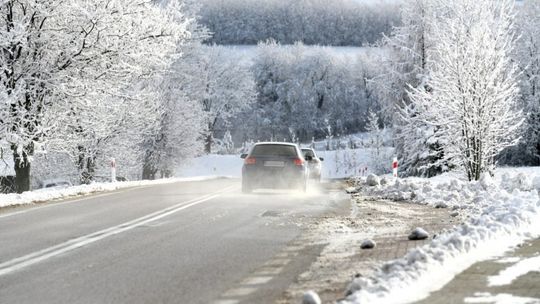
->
<box><xmin>356</xmin><ymin>170</ymin><xmax>540</xmax><ymax>212</ymax></box>
<box><xmin>302</xmin><ymin>291</ymin><xmax>322</xmax><ymax>304</ymax></box>
<box><xmin>343</xmin><ymin>170</ymin><xmax>540</xmax><ymax>304</ymax></box>
<box><xmin>0</xmin><ymin>177</ymin><xmax>215</xmax><ymax>208</ymax></box>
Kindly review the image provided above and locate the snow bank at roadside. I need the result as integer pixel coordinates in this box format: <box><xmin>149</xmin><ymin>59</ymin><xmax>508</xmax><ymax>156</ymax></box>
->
<box><xmin>0</xmin><ymin>176</ymin><xmax>217</xmax><ymax>209</ymax></box>
<box><xmin>343</xmin><ymin>168</ymin><xmax>540</xmax><ymax>304</ymax></box>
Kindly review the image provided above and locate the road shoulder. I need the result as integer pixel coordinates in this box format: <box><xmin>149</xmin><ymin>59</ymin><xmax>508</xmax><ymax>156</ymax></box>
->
<box><xmin>278</xmin><ymin>193</ymin><xmax>459</xmax><ymax>303</ymax></box>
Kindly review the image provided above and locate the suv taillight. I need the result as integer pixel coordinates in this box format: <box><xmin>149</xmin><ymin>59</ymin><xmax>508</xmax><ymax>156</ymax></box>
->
<box><xmin>294</xmin><ymin>158</ymin><xmax>304</xmax><ymax>166</ymax></box>
<box><xmin>244</xmin><ymin>157</ymin><xmax>256</xmax><ymax>165</ymax></box>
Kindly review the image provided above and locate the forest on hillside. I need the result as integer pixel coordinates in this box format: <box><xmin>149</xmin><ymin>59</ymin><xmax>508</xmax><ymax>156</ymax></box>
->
<box><xmin>198</xmin><ymin>0</ymin><xmax>401</xmax><ymax>46</ymax></box>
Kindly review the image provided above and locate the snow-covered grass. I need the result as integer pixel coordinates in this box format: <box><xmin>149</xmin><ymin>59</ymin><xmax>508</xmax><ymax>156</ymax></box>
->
<box><xmin>0</xmin><ymin>177</ymin><xmax>216</xmax><ymax>209</ymax></box>
<box><xmin>343</xmin><ymin>167</ymin><xmax>540</xmax><ymax>304</ymax></box>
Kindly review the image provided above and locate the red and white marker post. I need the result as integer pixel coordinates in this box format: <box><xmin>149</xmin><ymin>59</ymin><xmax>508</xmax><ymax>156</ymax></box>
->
<box><xmin>111</xmin><ymin>158</ymin><xmax>117</xmax><ymax>182</ymax></box>
<box><xmin>392</xmin><ymin>157</ymin><xmax>399</xmax><ymax>178</ymax></box>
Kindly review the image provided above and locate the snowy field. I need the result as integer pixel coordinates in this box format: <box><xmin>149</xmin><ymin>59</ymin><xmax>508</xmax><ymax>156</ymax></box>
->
<box><xmin>343</xmin><ymin>167</ymin><xmax>540</xmax><ymax>303</ymax></box>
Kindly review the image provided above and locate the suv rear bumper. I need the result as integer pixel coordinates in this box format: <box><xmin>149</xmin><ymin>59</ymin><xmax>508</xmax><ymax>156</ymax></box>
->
<box><xmin>242</xmin><ymin>166</ymin><xmax>306</xmax><ymax>189</ymax></box>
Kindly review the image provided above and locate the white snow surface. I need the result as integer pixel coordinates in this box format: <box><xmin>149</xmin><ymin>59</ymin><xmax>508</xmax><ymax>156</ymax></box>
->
<box><xmin>0</xmin><ymin>177</ymin><xmax>216</xmax><ymax>209</ymax></box>
<box><xmin>344</xmin><ymin>167</ymin><xmax>540</xmax><ymax>304</ymax></box>
<box><xmin>464</xmin><ymin>292</ymin><xmax>540</xmax><ymax>304</ymax></box>
<box><xmin>488</xmin><ymin>255</ymin><xmax>540</xmax><ymax>287</ymax></box>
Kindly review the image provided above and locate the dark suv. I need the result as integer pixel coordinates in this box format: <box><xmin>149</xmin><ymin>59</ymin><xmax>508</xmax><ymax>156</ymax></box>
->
<box><xmin>241</xmin><ymin>142</ymin><xmax>310</xmax><ymax>193</ymax></box>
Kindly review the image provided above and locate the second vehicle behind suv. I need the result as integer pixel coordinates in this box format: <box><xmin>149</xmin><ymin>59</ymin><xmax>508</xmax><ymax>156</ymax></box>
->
<box><xmin>301</xmin><ymin>148</ymin><xmax>324</xmax><ymax>181</ymax></box>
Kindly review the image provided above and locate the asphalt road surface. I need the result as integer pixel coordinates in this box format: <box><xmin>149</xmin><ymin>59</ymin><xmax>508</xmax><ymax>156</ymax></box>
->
<box><xmin>0</xmin><ymin>178</ymin><xmax>348</xmax><ymax>304</ymax></box>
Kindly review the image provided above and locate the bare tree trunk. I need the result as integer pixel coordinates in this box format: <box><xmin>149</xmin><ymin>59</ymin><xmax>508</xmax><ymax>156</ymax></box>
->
<box><xmin>205</xmin><ymin>133</ymin><xmax>213</xmax><ymax>154</ymax></box>
<box><xmin>142</xmin><ymin>164</ymin><xmax>157</xmax><ymax>180</ymax></box>
<box><xmin>142</xmin><ymin>151</ymin><xmax>158</xmax><ymax>180</ymax></box>
<box><xmin>13</xmin><ymin>151</ymin><xmax>31</xmax><ymax>193</ymax></box>
<box><xmin>78</xmin><ymin>146</ymin><xmax>96</xmax><ymax>184</ymax></box>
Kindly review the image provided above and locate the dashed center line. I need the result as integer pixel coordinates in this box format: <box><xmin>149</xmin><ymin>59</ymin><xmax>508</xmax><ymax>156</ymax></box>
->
<box><xmin>256</xmin><ymin>266</ymin><xmax>285</xmax><ymax>275</ymax></box>
<box><xmin>214</xmin><ymin>241</ymin><xmax>308</xmax><ymax>304</ymax></box>
<box><xmin>213</xmin><ymin>300</ymin><xmax>239</xmax><ymax>304</ymax></box>
<box><xmin>264</xmin><ymin>258</ymin><xmax>291</xmax><ymax>267</ymax></box>
<box><xmin>241</xmin><ymin>276</ymin><xmax>274</xmax><ymax>285</ymax></box>
<box><xmin>222</xmin><ymin>287</ymin><xmax>258</xmax><ymax>297</ymax></box>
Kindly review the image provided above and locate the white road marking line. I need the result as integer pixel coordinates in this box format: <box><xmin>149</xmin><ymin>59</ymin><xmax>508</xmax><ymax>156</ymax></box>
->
<box><xmin>222</xmin><ymin>287</ymin><xmax>257</xmax><ymax>297</ymax></box>
<box><xmin>255</xmin><ymin>266</ymin><xmax>284</xmax><ymax>275</ymax></box>
<box><xmin>274</xmin><ymin>251</ymin><xmax>299</xmax><ymax>258</ymax></box>
<box><xmin>274</xmin><ymin>252</ymin><xmax>289</xmax><ymax>258</ymax></box>
<box><xmin>264</xmin><ymin>258</ymin><xmax>291</xmax><ymax>267</ymax></box>
<box><xmin>241</xmin><ymin>276</ymin><xmax>274</xmax><ymax>285</ymax></box>
<box><xmin>213</xmin><ymin>300</ymin><xmax>239</xmax><ymax>304</ymax></box>
<box><xmin>0</xmin><ymin>185</ymin><xmax>236</xmax><ymax>277</ymax></box>
<box><xmin>283</xmin><ymin>245</ymin><xmax>304</xmax><ymax>252</ymax></box>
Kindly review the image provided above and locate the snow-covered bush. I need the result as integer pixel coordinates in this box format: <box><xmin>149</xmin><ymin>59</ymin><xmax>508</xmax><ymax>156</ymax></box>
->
<box><xmin>366</xmin><ymin>174</ymin><xmax>380</xmax><ymax>187</ymax></box>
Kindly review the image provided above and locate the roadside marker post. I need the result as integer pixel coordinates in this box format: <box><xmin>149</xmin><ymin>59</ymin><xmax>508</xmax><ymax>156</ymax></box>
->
<box><xmin>111</xmin><ymin>158</ymin><xmax>117</xmax><ymax>182</ymax></box>
<box><xmin>392</xmin><ymin>157</ymin><xmax>398</xmax><ymax>178</ymax></box>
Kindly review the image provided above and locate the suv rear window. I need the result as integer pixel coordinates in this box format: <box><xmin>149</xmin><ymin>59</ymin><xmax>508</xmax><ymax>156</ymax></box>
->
<box><xmin>251</xmin><ymin>144</ymin><xmax>298</xmax><ymax>157</ymax></box>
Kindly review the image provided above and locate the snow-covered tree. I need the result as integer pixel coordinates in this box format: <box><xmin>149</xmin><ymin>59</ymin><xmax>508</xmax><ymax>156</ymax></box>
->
<box><xmin>395</xmin><ymin>103</ymin><xmax>447</xmax><ymax>177</ymax></box>
<box><xmin>140</xmin><ymin>3</ymin><xmax>208</xmax><ymax>180</ymax></box>
<box><xmin>142</xmin><ymin>91</ymin><xmax>204</xmax><ymax>180</ymax></box>
<box><xmin>0</xmin><ymin>0</ymin><xmax>190</xmax><ymax>190</ymax></box>
<box><xmin>370</xmin><ymin>0</ymin><xmax>441</xmax><ymax>176</ymax></box>
<box><xmin>175</xmin><ymin>45</ymin><xmax>257</xmax><ymax>153</ymax></box>
<box><xmin>366</xmin><ymin>110</ymin><xmax>388</xmax><ymax>174</ymax></box>
<box><xmin>374</xmin><ymin>0</ymin><xmax>434</xmax><ymax>122</ymax></box>
<box><xmin>408</xmin><ymin>0</ymin><xmax>522</xmax><ymax>181</ymax></box>
<box><xmin>506</xmin><ymin>1</ymin><xmax>540</xmax><ymax>165</ymax></box>
<box><xmin>221</xmin><ymin>130</ymin><xmax>235</xmax><ymax>154</ymax></box>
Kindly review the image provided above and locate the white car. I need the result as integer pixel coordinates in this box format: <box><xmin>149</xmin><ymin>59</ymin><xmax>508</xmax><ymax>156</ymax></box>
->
<box><xmin>301</xmin><ymin>148</ymin><xmax>324</xmax><ymax>181</ymax></box>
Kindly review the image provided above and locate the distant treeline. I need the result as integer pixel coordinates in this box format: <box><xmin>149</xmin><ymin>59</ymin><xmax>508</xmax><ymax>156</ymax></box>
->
<box><xmin>230</xmin><ymin>42</ymin><xmax>381</xmax><ymax>143</ymax></box>
<box><xmin>198</xmin><ymin>0</ymin><xmax>401</xmax><ymax>46</ymax></box>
